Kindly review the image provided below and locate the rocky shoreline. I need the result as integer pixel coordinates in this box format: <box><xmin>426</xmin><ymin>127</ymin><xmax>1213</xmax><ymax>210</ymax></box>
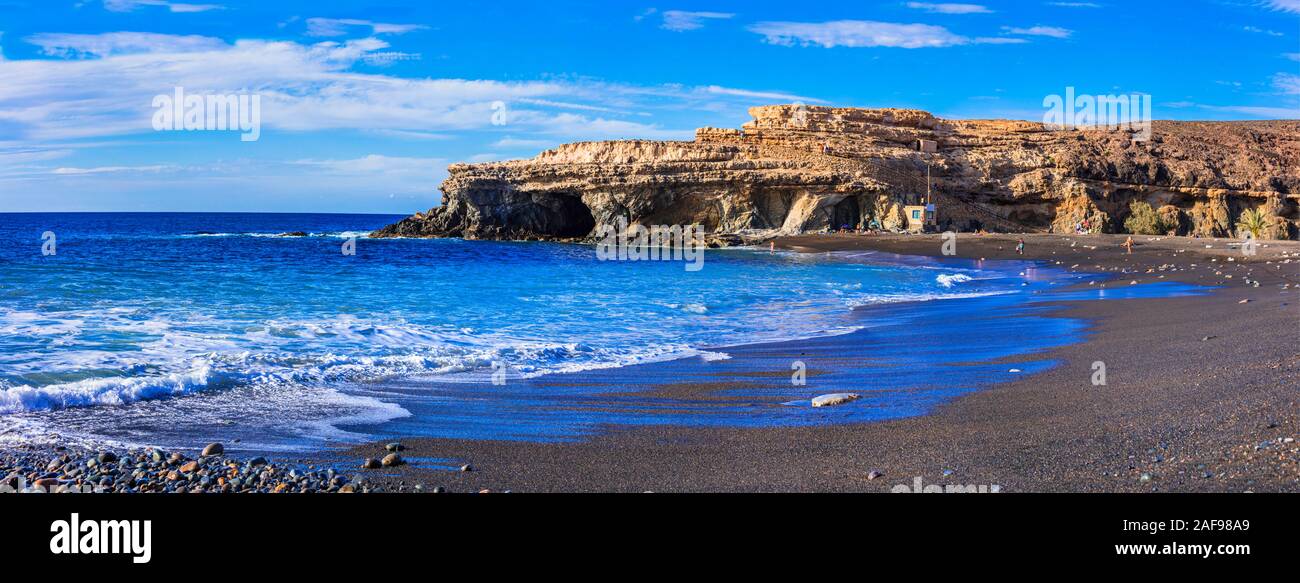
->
<box><xmin>0</xmin><ymin>442</ymin><xmax>374</xmax><ymax>494</ymax></box>
<box><xmin>0</xmin><ymin>439</ymin><xmax>482</xmax><ymax>494</ymax></box>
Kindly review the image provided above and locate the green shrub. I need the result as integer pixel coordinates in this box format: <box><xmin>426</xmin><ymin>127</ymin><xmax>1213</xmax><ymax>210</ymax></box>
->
<box><xmin>1123</xmin><ymin>201</ymin><xmax>1168</xmax><ymax>235</ymax></box>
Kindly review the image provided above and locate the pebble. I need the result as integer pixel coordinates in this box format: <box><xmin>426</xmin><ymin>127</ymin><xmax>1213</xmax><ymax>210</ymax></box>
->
<box><xmin>361</xmin><ymin>458</ymin><xmax>381</xmax><ymax>470</ymax></box>
<box><xmin>201</xmin><ymin>442</ymin><xmax>224</xmax><ymax>457</ymax></box>
<box><xmin>385</xmin><ymin>442</ymin><xmax>405</xmax><ymax>452</ymax></box>
<box><xmin>460</xmin><ymin>464</ymin><xmax>474</xmax><ymax>472</ymax></box>
<box><xmin>0</xmin><ymin>442</ymin><xmax>365</xmax><ymax>494</ymax></box>
<box><xmin>867</xmin><ymin>470</ymin><xmax>884</xmax><ymax>480</ymax></box>
<box><xmin>381</xmin><ymin>453</ymin><xmax>404</xmax><ymax>467</ymax></box>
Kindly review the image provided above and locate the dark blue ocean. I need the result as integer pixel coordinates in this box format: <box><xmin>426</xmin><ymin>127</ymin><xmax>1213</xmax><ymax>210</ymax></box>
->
<box><xmin>0</xmin><ymin>213</ymin><xmax>1205</xmax><ymax>452</ymax></box>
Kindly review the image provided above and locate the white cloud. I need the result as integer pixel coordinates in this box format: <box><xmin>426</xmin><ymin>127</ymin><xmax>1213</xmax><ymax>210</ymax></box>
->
<box><xmin>1274</xmin><ymin>72</ymin><xmax>1300</xmax><ymax>95</ymax></box>
<box><xmin>749</xmin><ymin>20</ymin><xmax>1018</xmax><ymax>48</ymax></box>
<box><xmin>1002</xmin><ymin>25</ymin><xmax>1073</xmax><ymax>38</ymax></box>
<box><xmin>1199</xmin><ymin>104</ymin><xmax>1298</xmax><ymax>118</ymax></box>
<box><xmin>905</xmin><ymin>3</ymin><xmax>993</xmax><ymax>14</ymax></box>
<box><xmin>305</xmin><ymin>18</ymin><xmax>428</xmax><ymax>37</ymax></box>
<box><xmin>27</xmin><ymin>32</ymin><xmax>227</xmax><ymax>57</ymax></box>
<box><xmin>0</xmin><ymin>32</ymin><xmax>813</xmax><ymax>145</ymax></box>
<box><xmin>1048</xmin><ymin>2</ymin><xmax>1101</xmax><ymax>7</ymax></box>
<box><xmin>1265</xmin><ymin>0</ymin><xmax>1300</xmax><ymax>14</ymax></box>
<box><xmin>701</xmin><ymin>85</ymin><xmax>826</xmax><ymax>103</ymax></box>
<box><xmin>1244</xmin><ymin>25</ymin><xmax>1285</xmax><ymax>36</ymax></box>
<box><xmin>52</xmin><ymin>164</ymin><xmax>175</xmax><ymax>175</ymax></box>
<box><xmin>661</xmin><ymin>10</ymin><xmax>735</xmax><ymax>31</ymax></box>
<box><xmin>103</xmin><ymin>0</ymin><xmax>223</xmax><ymax>13</ymax></box>
<box><xmin>1285</xmin><ymin>52</ymin><xmax>1300</xmax><ymax>61</ymax></box>
<box><xmin>492</xmin><ymin>137</ymin><xmax>557</xmax><ymax>149</ymax></box>
<box><xmin>293</xmin><ymin>154</ymin><xmax>442</xmax><ymax>177</ymax></box>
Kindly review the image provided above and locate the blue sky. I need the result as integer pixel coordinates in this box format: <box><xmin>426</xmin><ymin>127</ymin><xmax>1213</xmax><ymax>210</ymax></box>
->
<box><xmin>1</xmin><ymin>0</ymin><xmax>1297</xmax><ymax>213</ymax></box>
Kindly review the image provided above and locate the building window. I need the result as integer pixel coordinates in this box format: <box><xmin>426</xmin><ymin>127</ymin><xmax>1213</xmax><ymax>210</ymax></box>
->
<box><xmin>912</xmin><ymin>210</ymin><xmax>921</xmax><ymax>220</ymax></box>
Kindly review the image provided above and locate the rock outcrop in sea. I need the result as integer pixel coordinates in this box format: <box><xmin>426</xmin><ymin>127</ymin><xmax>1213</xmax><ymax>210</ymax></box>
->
<box><xmin>373</xmin><ymin>105</ymin><xmax>1299</xmax><ymax>242</ymax></box>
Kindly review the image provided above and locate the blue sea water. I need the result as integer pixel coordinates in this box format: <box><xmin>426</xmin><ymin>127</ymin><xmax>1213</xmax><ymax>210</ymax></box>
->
<box><xmin>0</xmin><ymin>213</ymin><xmax>1207</xmax><ymax>452</ymax></box>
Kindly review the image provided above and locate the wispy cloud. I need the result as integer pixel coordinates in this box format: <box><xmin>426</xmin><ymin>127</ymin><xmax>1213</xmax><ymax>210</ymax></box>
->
<box><xmin>1275</xmin><ymin>72</ymin><xmax>1300</xmax><ymax>95</ymax></box>
<box><xmin>1264</xmin><ymin>0</ymin><xmax>1300</xmax><ymax>14</ymax></box>
<box><xmin>660</xmin><ymin>10</ymin><xmax>735</xmax><ymax>32</ymax></box>
<box><xmin>1189</xmin><ymin>104</ymin><xmax>1298</xmax><ymax>118</ymax></box>
<box><xmin>1002</xmin><ymin>25</ymin><xmax>1073</xmax><ymax>38</ymax></box>
<box><xmin>0</xmin><ymin>31</ymin><xmax>816</xmax><ymax>145</ymax></box>
<box><xmin>1162</xmin><ymin>71</ymin><xmax>1300</xmax><ymax>120</ymax></box>
<box><xmin>492</xmin><ymin>137</ymin><xmax>557</xmax><ymax>150</ymax></box>
<box><xmin>905</xmin><ymin>3</ymin><xmax>993</xmax><ymax>14</ymax></box>
<box><xmin>305</xmin><ymin>18</ymin><xmax>428</xmax><ymax>37</ymax></box>
<box><xmin>52</xmin><ymin>164</ymin><xmax>176</xmax><ymax>175</ymax></box>
<box><xmin>749</xmin><ymin>20</ymin><xmax>1022</xmax><ymax>48</ymax></box>
<box><xmin>1244</xmin><ymin>25</ymin><xmax>1285</xmax><ymax>36</ymax></box>
<box><xmin>103</xmin><ymin>0</ymin><xmax>223</xmax><ymax>13</ymax></box>
<box><xmin>701</xmin><ymin>85</ymin><xmax>827</xmax><ymax>103</ymax></box>
<box><xmin>1048</xmin><ymin>2</ymin><xmax>1102</xmax><ymax>7</ymax></box>
<box><xmin>27</xmin><ymin>31</ymin><xmax>226</xmax><ymax>57</ymax></box>
<box><xmin>1284</xmin><ymin>52</ymin><xmax>1300</xmax><ymax>61</ymax></box>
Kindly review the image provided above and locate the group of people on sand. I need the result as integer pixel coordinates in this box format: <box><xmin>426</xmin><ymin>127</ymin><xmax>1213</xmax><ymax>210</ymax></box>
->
<box><xmin>1013</xmin><ymin>235</ymin><xmax>1133</xmax><ymax>256</ymax></box>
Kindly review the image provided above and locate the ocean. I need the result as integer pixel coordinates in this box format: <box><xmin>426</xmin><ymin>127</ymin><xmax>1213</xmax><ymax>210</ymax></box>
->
<box><xmin>0</xmin><ymin>213</ymin><xmax>1205</xmax><ymax>452</ymax></box>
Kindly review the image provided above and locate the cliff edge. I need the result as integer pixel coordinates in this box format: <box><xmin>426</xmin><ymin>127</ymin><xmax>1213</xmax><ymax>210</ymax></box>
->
<box><xmin>373</xmin><ymin>105</ymin><xmax>1300</xmax><ymax>241</ymax></box>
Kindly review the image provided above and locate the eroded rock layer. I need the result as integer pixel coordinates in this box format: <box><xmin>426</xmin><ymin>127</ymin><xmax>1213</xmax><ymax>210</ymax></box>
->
<box><xmin>374</xmin><ymin>105</ymin><xmax>1300</xmax><ymax>241</ymax></box>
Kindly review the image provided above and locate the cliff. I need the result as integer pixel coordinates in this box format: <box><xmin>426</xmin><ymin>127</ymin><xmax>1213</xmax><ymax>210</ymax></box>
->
<box><xmin>373</xmin><ymin>105</ymin><xmax>1300</xmax><ymax>242</ymax></box>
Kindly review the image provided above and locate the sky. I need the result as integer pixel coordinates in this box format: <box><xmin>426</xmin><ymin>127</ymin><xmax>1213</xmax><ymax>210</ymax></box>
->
<box><xmin>0</xmin><ymin>0</ymin><xmax>1297</xmax><ymax>213</ymax></box>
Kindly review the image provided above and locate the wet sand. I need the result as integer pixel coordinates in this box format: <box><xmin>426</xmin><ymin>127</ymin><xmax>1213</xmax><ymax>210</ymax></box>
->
<box><xmin>338</xmin><ymin>233</ymin><xmax>1299</xmax><ymax>492</ymax></box>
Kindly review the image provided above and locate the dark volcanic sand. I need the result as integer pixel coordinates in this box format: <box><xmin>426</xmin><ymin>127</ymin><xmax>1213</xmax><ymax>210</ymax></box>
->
<box><xmin>338</xmin><ymin>233</ymin><xmax>1299</xmax><ymax>493</ymax></box>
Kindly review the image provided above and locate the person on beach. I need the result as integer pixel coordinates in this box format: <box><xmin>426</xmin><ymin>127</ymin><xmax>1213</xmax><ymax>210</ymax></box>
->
<box><xmin>1124</xmin><ymin>236</ymin><xmax>1134</xmax><ymax>254</ymax></box>
<box><xmin>1016</xmin><ymin>238</ymin><xmax>1025</xmax><ymax>255</ymax></box>
<box><xmin>770</xmin><ymin>241</ymin><xmax>775</xmax><ymax>253</ymax></box>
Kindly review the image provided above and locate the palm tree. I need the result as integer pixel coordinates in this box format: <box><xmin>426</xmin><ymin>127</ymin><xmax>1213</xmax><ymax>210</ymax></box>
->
<box><xmin>1236</xmin><ymin>208</ymin><xmax>1271</xmax><ymax>239</ymax></box>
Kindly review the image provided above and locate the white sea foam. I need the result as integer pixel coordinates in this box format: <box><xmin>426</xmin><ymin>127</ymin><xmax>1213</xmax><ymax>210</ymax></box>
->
<box><xmin>182</xmin><ymin>231</ymin><xmax>372</xmax><ymax>239</ymax></box>
<box><xmin>0</xmin><ymin>311</ymin><xmax>760</xmax><ymax>414</ymax></box>
<box><xmin>844</xmin><ymin>290</ymin><xmax>1011</xmax><ymax>308</ymax></box>
<box><xmin>936</xmin><ymin>273</ymin><xmax>974</xmax><ymax>288</ymax></box>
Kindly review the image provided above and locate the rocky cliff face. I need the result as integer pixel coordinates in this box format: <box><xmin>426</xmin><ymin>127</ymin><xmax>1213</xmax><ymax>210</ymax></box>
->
<box><xmin>373</xmin><ymin>105</ymin><xmax>1300</xmax><ymax>242</ymax></box>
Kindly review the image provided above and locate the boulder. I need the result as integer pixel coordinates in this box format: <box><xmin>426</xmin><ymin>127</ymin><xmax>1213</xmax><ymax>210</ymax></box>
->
<box><xmin>811</xmin><ymin>393</ymin><xmax>861</xmax><ymax>407</ymax></box>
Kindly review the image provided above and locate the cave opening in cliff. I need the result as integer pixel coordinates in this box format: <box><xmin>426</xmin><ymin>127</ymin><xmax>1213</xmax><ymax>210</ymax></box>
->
<box><xmin>553</xmin><ymin>194</ymin><xmax>597</xmax><ymax>238</ymax></box>
<box><xmin>831</xmin><ymin>197</ymin><xmax>861</xmax><ymax>231</ymax></box>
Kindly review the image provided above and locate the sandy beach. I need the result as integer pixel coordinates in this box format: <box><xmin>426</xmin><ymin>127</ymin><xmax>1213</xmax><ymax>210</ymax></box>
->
<box><xmin>4</xmin><ymin>232</ymin><xmax>1295</xmax><ymax>494</ymax></box>
<box><xmin>334</xmin><ymin>233</ymin><xmax>1300</xmax><ymax>493</ymax></box>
